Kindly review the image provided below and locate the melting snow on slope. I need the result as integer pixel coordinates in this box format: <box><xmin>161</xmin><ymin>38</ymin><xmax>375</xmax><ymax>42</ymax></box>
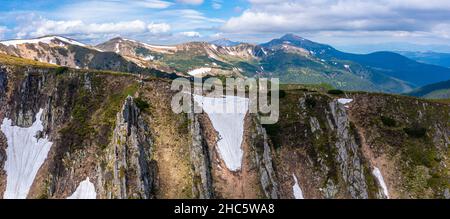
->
<box><xmin>261</xmin><ymin>48</ymin><xmax>267</xmax><ymax>55</ymax></box>
<box><xmin>115</xmin><ymin>43</ymin><xmax>120</xmax><ymax>53</ymax></box>
<box><xmin>337</xmin><ymin>98</ymin><xmax>353</xmax><ymax>108</ymax></box>
<box><xmin>193</xmin><ymin>95</ymin><xmax>248</xmax><ymax>171</ymax></box>
<box><xmin>67</xmin><ymin>177</ymin><xmax>97</xmax><ymax>199</ymax></box>
<box><xmin>188</xmin><ymin>67</ymin><xmax>211</xmax><ymax>77</ymax></box>
<box><xmin>143</xmin><ymin>55</ymin><xmax>154</xmax><ymax>61</ymax></box>
<box><xmin>337</xmin><ymin>98</ymin><xmax>353</xmax><ymax>105</ymax></box>
<box><xmin>372</xmin><ymin>167</ymin><xmax>389</xmax><ymax>198</ymax></box>
<box><xmin>0</xmin><ymin>36</ymin><xmax>86</xmax><ymax>48</ymax></box>
<box><xmin>1</xmin><ymin>109</ymin><xmax>53</xmax><ymax>199</ymax></box>
<box><xmin>292</xmin><ymin>174</ymin><xmax>304</xmax><ymax>199</ymax></box>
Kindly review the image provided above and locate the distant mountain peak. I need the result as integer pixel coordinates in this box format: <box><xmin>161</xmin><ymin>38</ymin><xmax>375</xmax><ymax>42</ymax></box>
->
<box><xmin>210</xmin><ymin>38</ymin><xmax>241</xmax><ymax>47</ymax></box>
<box><xmin>280</xmin><ymin>33</ymin><xmax>306</xmax><ymax>41</ymax></box>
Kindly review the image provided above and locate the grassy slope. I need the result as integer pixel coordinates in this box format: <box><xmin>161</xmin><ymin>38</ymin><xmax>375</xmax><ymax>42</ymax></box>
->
<box><xmin>407</xmin><ymin>80</ymin><xmax>450</xmax><ymax>99</ymax></box>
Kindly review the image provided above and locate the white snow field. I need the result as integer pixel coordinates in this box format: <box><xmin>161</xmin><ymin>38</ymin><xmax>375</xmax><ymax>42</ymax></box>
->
<box><xmin>337</xmin><ymin>98</ymin><xmax>353</xmax><ymax>105</ymax></box>
<box><xmin>337</xmin><ymin>98</ymin><xmax>353</xmax><ymax>108</ymax></box>
<box><xmin>193</xmin><ymin>95</ymin><xmax>249</xmax><ymax>171</ymax></box>
<box><xmin>372</xmin><ymin>167</ymin><xmax>389</xmax><ymax>198</ymax></box>
<box><xmin>292</xmin><ymin>174</ymin><xmax>304</xmax><ymax>199</ymax></box>
<box><xmin>67</xmin><ymin>177</ymin><xmax>97</xmax><ymax>199</ymax></box>
<box><xmin>187</xmin><ymin>67</ymin><xmax>212</xmax><ymax>77</ymax></box>
<box><xmin>0</xmin><ymin>36</ymin><xmax>86</xmax><ymax>48</ymax></box>
<box><xmin>1</xmin><ymin>109</ymin><xmax>53</xmax><ymax>199</ymax></box>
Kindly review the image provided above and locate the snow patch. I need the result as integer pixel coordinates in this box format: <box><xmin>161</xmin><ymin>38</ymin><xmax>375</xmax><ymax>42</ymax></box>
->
<box><xmin>337</xmin><ymin>98</ymin><xmax>353</xmax><ymax>105</ymax></box>
<box><xmin>261</xmin><ymin>48</ymin><xmax>267</xmax><ymax>55</ymax></box>
<box><xmin>146</xmin><ymin>44</ymin><xmax>176</xmax><ymax>50</ymax></box>
<box><xmin>0</xmin><ymin>36</ymin><xmax>86</xmax><ymax>48</ymax></box>
<box><xmin>292</xmin><ymin>174</ymin><xmax>304</xmax><ymax>199</ymax></box>
<box><xmin>372</xmin><ymin>167</ymin><xmax>389</xmax><ymax>198</ymax></box>
<box><xmin>67</xmin><ymin>177</ymin><xmax>97</xmax><ymax>199</ymax></box>
<box><xmin>1</xmin><ymin>109</ymin><xmax>53</xmax><ymax>199</ymax></box>
<box><xmin>337</xmin><ymin>98</ymin><xmax>353</xmax><ymax>108</ymax></box>
<box><xmin>193</xmin><ymin>95</ymin><xmax>248</xmax><ymax>171</ymax></box>
<box><xmin>115</xmin><ymin>42</ymin><xmax>120</xmax><ymax>53</ymax></box>
<box><xmin>123</xmin><ymin>38</ymin><xmax>176</xmax><ymax>51</ymax></box>
<box><xmin>143</xmin><ymin>55</ymin><xmax>154</xmax><ymax>61</ymax></box>
<box><xmin>188</xmin><ymin>67</ymin><xmax>211</xmax><ymax>77</ymax></box>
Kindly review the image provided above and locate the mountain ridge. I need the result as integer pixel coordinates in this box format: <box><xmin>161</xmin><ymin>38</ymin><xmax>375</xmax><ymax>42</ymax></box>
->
<box><xmin>2</xmin><ymin>34</ymin><xmax>450</xmax><ymax>94</ymax></box>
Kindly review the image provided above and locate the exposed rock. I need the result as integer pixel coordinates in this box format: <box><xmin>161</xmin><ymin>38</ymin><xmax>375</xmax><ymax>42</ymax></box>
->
<box><xmin>251</xmin><ymin>116</ymin><xmax>279</xmax><ymax>199</ymax></box>
<box><xmin>322</xmin><ymin>179</ymin><xmax>339</xmax><ymax>199</ymax></box>
<box><xmin>188</xmin><ymin>111</ymin><xmax>214</xmax><ymax>199</ymax></box>
<box><xmin>444</xmin><ymin>188</ymin><xmax>450</xmax><ymax>199</ymax></box>
<box><xmin>328</xmin><ymin>100</ymin><xmax>369</xmax><ymax>199</ymax></box>
<box><xmin>309</xmin><ymin>116</ymin><xmax>322</xmax><ymax>137</ymax></box>
<box><xmin>101</xmin><ymin>96</ymin><xmax>155</xmax><ymax>199</ymax></box>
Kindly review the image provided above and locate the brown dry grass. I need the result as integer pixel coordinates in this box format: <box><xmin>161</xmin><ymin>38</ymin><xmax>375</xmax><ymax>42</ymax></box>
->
<box><xmin>141</xmin><ymin>81</ymin><xmax>193</xmax><ymax>199</ymax></box>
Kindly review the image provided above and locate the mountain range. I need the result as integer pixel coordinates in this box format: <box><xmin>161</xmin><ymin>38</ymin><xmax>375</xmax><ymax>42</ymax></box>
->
<box><xmin>1</xmin><ymin>34</ymin><xmax>450</xmax><ymax>94</ymax></box>
<box><xmin>398</xmin><ymin>51</ymin><xmax>450</xmax><ymax>68</ymax></box>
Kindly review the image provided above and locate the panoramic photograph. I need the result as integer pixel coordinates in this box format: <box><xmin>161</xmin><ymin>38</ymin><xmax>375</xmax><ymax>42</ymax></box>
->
<box><xmin>0</xmin><ymin>0</ymin><xmax>449</xmax><ymax>216</ymax></box>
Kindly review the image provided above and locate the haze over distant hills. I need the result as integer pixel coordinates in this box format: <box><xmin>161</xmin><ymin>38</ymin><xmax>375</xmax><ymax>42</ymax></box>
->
<box><xmin>337</xmin><ymin>42</ymin><xmax>450</xmax><ymax>54</ymax></box>
<box><xmin>397</xmin><ymin>51</ymin><xmax>450</xmax><ymax>68</ymax></box>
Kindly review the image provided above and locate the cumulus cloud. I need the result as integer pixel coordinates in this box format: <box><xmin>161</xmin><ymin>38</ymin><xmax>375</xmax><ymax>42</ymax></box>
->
<box><xmin>179</xmin><ymin>31</ymin><xmax>201</xmax><ymax>37</ymax></box>
<box><xmin>147</xmin><ymin>22</ymin><xmax>171</xmax><ymax>34</ymax></box>
<box><xmin>16</xmin><ymin>19</ymin><xmax>170</xmax><ymax>38</ymax></box>
<box><xmin>177</xmin><ymin>0</ymin><xmax>204</xmax><ymax>5</ymax></box>
<box><xmin>222</xmin><ymin>0</ymin><xmax>450</xmax><ymax>36</ymax></box>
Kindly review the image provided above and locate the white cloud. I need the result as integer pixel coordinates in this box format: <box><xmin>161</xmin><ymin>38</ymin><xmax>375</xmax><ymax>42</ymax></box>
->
<box><xmin>222</xmin><ymin>0</ymin><xmax>450</xmax><ymax>36</ymax></box>
<box><xmin>147</xmin><ymin>22</ymin><xmax>171</xmax><ymax>34</ymax></box>
<box><xmin>51</xmin><ymin>0</ymin><xmax>173</xmax><ymax>22</ymax></box>
<box><xmin>135</xmin><ymin>0</ymin><xmax>174</xmax><ymax>8</ymax></box>
<box><xmin>179</xmin><ymin>31</ymin><xmax>201</xmax><ymax>37</ymax></box>
<box><xmin>177</xmin><ymin>0</ymin><xmax>204</xmax><ymax>5</ymax></box>
<box><xmin>16</xmin><ymin>19</ymin><xmax>170</xmax><ymax>38</ymax></box>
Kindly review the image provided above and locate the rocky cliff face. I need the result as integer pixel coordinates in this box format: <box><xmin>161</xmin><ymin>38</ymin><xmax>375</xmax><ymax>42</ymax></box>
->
<box><xmin>99</xmin><ymin>96</ymin><xmax>156</xmax><ymax>199</ymax></box>
<box><xmin>188</xmin><ymin>112</ymin><xmax>214</xmax><ymax>199</ymax></box>
<box><xmin>328</xmin><ymin>100</ymin><xmax>369</xmax><ymax>199</ymax></box>
<box><xmin>249</xmin><ymin>116</ymin><xmax>280</xmax><ymax>199</ymax></box>
<box><xmin>265</xmin><ymin>90</ymin><xmax>449</xmax><ymax>199</ymax></box>
<box><xmin>0</xmin><ymin>57</ymin><xmax>448</xmax><ymax>199</ymax></box>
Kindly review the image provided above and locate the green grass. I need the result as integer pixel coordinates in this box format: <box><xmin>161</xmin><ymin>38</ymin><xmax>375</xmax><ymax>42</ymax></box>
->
<box><xmin>0</xmin><ymin>54</ymin><xmax>57</xmax><ymax>67</ymax></box>
<box><xmin>134</xmin><ymin>97</ymin><xmax>150</xmax><ymax>111</ymax></box>
<box><xmin>380</xmin><ymin>116</ymin><xmax>397</xmax><ymax>127</ymax></box>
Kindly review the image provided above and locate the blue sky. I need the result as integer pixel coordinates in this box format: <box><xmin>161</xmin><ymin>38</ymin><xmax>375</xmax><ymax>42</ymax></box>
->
<box><xmin>1</xmin><ymin>0</ymin><xmax>450</xmax><ymax>52</ymax></box>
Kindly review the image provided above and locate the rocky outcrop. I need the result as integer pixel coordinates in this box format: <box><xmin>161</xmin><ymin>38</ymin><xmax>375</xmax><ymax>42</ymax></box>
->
<box><xmin>100</xmin><ymin>96</ymin><xmax>155</xmax><ymax>199</ymax></box>
<box><xmin>250</xmin><ymin>116</ymin><xmax>279</xmax><ymax>199</ymax></box>
<box><xmin>328</xmin><ymin>100</ymin><xmax>369</xmax><ymax>199</ymax></box>
<box><xmin>188</xmin><ymin>112</ymin><xmax>214</xmax><ymax>199</ymax></box>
